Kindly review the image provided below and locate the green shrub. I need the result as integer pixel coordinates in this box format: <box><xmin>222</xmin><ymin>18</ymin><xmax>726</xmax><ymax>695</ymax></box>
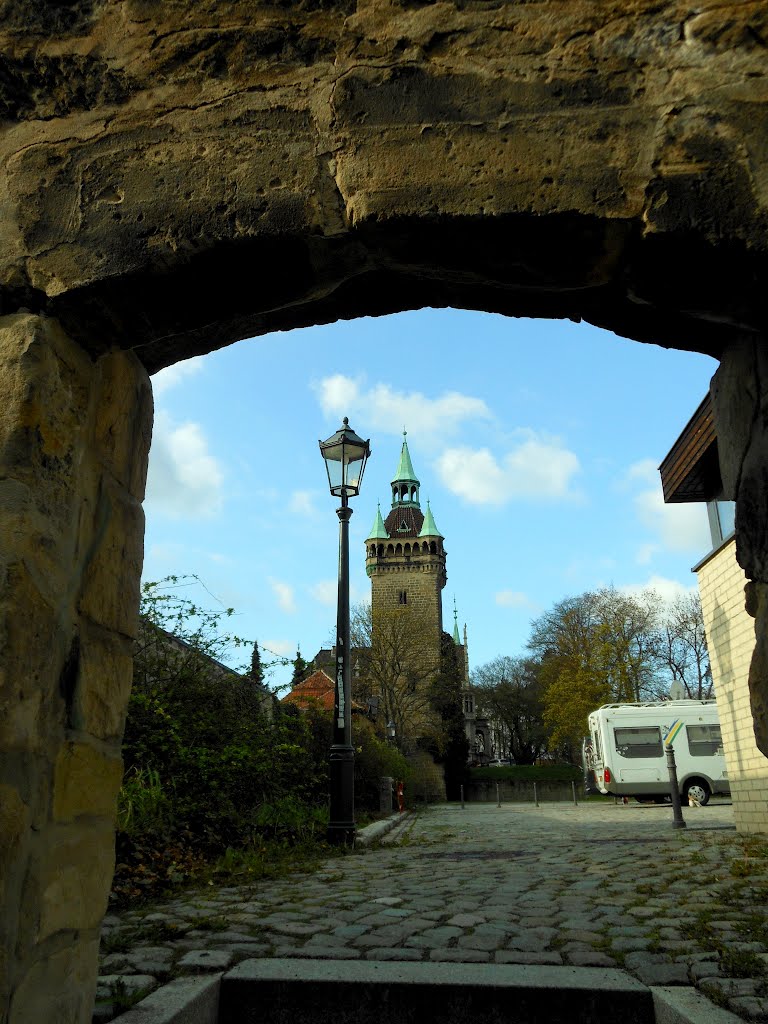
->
<box><xmin>469</xmin><ymin>763</ymin><xmax>581</xmax><ymax>782</ymax></box>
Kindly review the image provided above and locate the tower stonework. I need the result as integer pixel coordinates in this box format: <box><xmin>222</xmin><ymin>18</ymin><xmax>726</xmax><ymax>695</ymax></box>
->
<box><xmin>365</xmin><ymin>434</ymin><xmax>447</xmax><ymax>724</ymax></box>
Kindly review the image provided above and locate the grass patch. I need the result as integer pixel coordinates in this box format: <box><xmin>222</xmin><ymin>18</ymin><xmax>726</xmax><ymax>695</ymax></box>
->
<box><xmin>719</xmin><ymin>948</ymin><xmax>767</xmax><ymax>979</ymax></box>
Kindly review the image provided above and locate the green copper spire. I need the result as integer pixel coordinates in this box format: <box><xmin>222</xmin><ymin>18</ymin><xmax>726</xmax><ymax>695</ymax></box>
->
<box><xmin>452</xmin><ymin>597</ymin><xmax>461</xmax><ymax>645</ymax></box>
<box><xmin>367</xmin><ymin>502</ymin><xmax>389</xmax><ymax>541</ymax></box>
<box><xmin>418</xmin><ymin>499</ymin><xmax>443</xmax><ymax>538</ymax></box>
<box><xmin>391</xmin><ymin>430</ymin><xmax>420</xmax><ymax>508</ymax></box>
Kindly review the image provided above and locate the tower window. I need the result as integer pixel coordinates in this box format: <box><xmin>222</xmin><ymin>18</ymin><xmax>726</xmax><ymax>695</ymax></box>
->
<box><xmin>399</xmin><ymin>590</ymin><xmax>407</xmax><ymax>605</ymax></box>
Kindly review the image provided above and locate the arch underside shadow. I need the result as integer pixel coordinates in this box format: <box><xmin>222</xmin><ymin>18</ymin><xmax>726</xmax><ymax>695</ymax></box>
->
<box><xmin>37</xmin><ymin>214</ymin><xmax>768</xmax><ymax>373</ymax></box>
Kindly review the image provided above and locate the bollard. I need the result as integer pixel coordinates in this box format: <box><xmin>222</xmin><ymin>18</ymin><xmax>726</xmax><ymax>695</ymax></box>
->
<box><xmin>533</xmin><ymin>781</ymin><xmax>539</xmax><ymax>808</ymax></box>
<box><xmin>666</xmin><ymin>745</ymin><xmax>687</xmax><ymax>829</ymax></box>
<box><xmin>496</xmin><ymin>782</ymin><xmax>501</xmax><ymax>808</ymax></box>
<box><xmin>572</xmin><ymin>780</ymin><xmax>578</xmax><ymax>806</ymax></box>
<box><xmin>460</xmin><ymin>785</ymin><xmax>465</xmax><ymax>809</ymax></box>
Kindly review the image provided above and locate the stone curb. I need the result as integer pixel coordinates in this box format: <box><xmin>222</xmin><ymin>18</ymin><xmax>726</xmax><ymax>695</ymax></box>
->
<box><xmin>651</xmin><ymin>986</ymin><xmax>744</xmax><ymax>1024</ymax></box>
<box><xmin>109</xmin><ymin>974</ymin><xmax>221</xmax><ymax>1023</ymax></box>
<box><xmin>356</xmin><ymin>810</ymin><xmax>415</xmax><ymax>846</ymax></box>
<box><xmin>102</xmin><ymin>964</ymin><xmax>744</xmax><ymax>1024</ymax></box>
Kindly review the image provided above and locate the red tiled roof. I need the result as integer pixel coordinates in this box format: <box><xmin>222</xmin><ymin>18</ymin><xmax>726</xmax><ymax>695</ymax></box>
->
<box><xmin>383</xmin><ymin>505</ymin><xmax>424</xmax><ymax>538</ymax></box>
<box><xmin>281</xmin><ymin>669</ymin><xmax>335</xmax><ymax>710</ymax></box>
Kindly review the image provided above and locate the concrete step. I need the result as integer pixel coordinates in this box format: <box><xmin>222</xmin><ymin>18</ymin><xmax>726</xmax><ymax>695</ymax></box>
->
<box><xmin>217</xmin><ymin>959</ymin><xmax>654</xmax><ymax>1024</ymax></box>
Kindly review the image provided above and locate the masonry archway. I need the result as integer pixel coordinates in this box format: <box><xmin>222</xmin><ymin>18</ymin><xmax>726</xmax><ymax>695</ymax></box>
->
<box><xmin>2</xmin><ymin>2</ymin><xmax>767</xmax><ymax>1020</ymax></box>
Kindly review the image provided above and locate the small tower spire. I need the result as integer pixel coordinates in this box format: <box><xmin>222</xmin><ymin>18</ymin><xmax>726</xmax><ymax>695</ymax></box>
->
<box><xmin>367</xmin><ymin>502</ymin><xmax>389</xmax><ymax>541</ymax></box>
<box><xmin>452</xmin><ymin>597</ymin><xmax>461</xmax><ymax>645</ymax></box>
<box><xmin>391</xmin><ymin>429</ymin><xmax>420</xmax><ymax>508</ymax></box>
<box><xmin>418</xmin><ymin>499</ymin><xmax>443</xmax><ymax>539</ymax></box>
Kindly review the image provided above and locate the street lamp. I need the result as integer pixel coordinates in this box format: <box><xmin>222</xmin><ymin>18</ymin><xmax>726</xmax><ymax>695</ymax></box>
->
<box><xmin>319</xmin><ymin>417</ymin><xmax>371</xmax><ymax>845</ymax></box>
<box><xmin>387</xmin><ymin>720</ymin><xmax>396</xmax><ymax>745</ymax></box>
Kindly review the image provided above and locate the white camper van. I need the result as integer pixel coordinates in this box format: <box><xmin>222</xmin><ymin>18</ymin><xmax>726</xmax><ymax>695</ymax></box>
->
<box><xmin>586</xmin><ymin>699</ymin><xmax>729</xmax><ymax>805</ymax></box>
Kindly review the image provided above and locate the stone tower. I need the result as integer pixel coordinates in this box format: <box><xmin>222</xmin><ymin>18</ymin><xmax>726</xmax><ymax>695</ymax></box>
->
<box><xmin>365</xmin><ymin>432</ymin><xmax>447</xmax><ymax>686</ymax></box>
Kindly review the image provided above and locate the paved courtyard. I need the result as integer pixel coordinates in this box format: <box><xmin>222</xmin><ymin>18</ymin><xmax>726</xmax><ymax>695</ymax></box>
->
<box><xmin>96</xmin><ymin>800</ymin><xmax>768</xmax><ymax>1021</ymax></box>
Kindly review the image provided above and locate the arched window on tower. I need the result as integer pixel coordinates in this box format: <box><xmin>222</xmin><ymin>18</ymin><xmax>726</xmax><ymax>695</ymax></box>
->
<box><xmin>430</xmin><ymin>541</ymin><xmax>437</xmax><ymax>554</ymax></box>
<box><xmin>377</xmin><ymin>544</ymin><xmax>384</xmax><ymax>557</ymax></box>
<box><xmin>387</xmin><ymin>543</ymin><xmax>394</xmax><ymax>555</ymax></box>
<box><xmin>404</xmin><ymin>543</ymin><xmax>411</xmax><ymax>554</ymax></box>
<box><xmin>395</xmin><ymin>543</ymin><xmax>402</xmax><ymax>555</ymax></box>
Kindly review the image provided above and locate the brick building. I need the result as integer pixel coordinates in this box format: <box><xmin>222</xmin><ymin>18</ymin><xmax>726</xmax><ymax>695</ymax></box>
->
<box><xmin>660</xmin><ymin>394</ymin><xmax>768</xmax><ymax>833</ymax></box>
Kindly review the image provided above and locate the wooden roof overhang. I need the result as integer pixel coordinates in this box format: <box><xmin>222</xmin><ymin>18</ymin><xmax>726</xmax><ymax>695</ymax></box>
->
<box><xmin>659</xmin><ymin>393</ymin><xmax>722</xmax><ymax>504</ymax></box>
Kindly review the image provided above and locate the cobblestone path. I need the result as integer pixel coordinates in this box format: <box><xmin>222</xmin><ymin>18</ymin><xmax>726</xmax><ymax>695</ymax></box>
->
<box><xmin>96</xmin><ymin>801</ymin><xmax>768</xmax><ymax>1021</ymax></box>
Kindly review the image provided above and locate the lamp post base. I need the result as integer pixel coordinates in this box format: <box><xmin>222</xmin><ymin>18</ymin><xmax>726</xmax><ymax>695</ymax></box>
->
<box><xmin>328</xmin><ymin>743</ymin><xmax>355</xmax><ymax>845</ymax></box>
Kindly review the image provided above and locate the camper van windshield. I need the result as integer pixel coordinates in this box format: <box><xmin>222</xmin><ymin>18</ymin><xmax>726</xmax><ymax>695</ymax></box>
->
<box><xmin>614</xmin><ymin>727</ymin><xmax>663</xmax><ymax>759</ymax></box>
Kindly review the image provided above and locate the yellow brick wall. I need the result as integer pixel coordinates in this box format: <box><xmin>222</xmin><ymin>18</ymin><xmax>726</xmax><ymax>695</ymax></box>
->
<box><xmin>697</xmin><ymin>540</ymin><xmax>768</xmax><ymax>833</ymax></box>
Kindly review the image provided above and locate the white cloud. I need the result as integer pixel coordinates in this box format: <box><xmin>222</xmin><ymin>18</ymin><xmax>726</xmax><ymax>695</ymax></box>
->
<box><xmin>290</xmin><ymin>490</ymin><xmax>318</xmax><ymax>517</ymax></box>
<box><xmin>309</xmin><ymin>580</ymin><xmax>337</xmax><ymax>607</ymax></box>
<box><xmin>146</xmin><ymin>411</ymin><xmax>224</xmax><ymax>519</ymax></box>
<box><xmin>621</xmin><ymin>575</ymin><xmax>697</xmax><ymax>606</ymax></box>
<box><xmin>314</xmin><ymin>374</ymin><xmax>491</xmax><ymax>438</ymax></box>
<box><xmin>151</xmin><ymin>356</ymin><xmax>206</xmax><ymax>395</ymax></box>
<box><xmin>269</xmin><ymin>578</ymin><xmax>296</xmax><ymax>614</ymax></box>
<box><xmin>627</xmin><ymin>459</ymin><xmax>710</xmax><ymax>554</ymax></box>
<box><xmin>495</xmin><ymin>590</ymin><xmax>532</xmax><ymax>608</ymax></box>
<box><xmin>436</xmin><ymin>431</ymin><xmax>581</xmax><ymax>505</ymax></box>
<box><xmin>263</xmin><ymin>639</ymin><xmax>294</xmax><ymax>657</ymax></box>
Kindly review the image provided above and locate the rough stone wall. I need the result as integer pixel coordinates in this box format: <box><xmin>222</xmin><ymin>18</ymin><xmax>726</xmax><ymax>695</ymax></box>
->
<box><xmin>696</xmin><ymin>539</ymin><xmax>768</xmax><ymax>834</ymax></box>
<box><xmin>370</xmin><ymin>558</ymin><xmax>444</xmax><ymax>686</ymax></box>
<box><xmin>712</xmin><ymin>342</ymin><xmax>768</xmax><ymax>759</ymax></box>
<box><xmin>0</xmin><ymin>314</ymin><xmax>152</xmax><ymax>1024</ymax></box>
<box><xmin>0</xmin><ymin>2</ymin><xmax>766</xmax><ymax>366</ymax></box>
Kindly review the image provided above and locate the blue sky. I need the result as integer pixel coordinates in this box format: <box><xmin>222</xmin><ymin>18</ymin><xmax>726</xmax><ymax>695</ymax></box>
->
<box><xmin>143</xmin><ymin>309</ymin><xmax>716</xmax><ymax>691</ymax></box>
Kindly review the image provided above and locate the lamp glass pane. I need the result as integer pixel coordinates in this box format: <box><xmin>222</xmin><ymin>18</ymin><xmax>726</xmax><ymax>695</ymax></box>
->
<box><xmin>323</xmin><ymin>455</ymin><xmax>344</xmax><ymax>493</ymax></box>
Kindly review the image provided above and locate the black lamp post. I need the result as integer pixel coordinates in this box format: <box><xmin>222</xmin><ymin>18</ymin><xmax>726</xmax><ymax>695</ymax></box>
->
<box><xmin>387</xmin><ymin>720</ymin><xmax>396</xmax><ymax>745</ymax></box>
<box><xmin>319</xmin><ymin>417</ymin><xmax>371</xmax><ymax>845</ymax></box>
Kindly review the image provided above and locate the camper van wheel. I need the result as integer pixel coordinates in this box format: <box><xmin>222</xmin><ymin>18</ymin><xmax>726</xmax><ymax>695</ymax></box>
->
<box><xmin>683</xmin><ymin>779</ymin><xmax>711</xmax><ymax>806</ymax></box>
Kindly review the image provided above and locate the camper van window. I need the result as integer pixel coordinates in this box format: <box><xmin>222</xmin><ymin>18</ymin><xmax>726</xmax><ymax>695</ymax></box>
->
<box><xmin>614</xmin><ymin>727</ymin><xmax>663</xmax><ymax>759</ymax></box>
<box><xmin>687</xmin><ymin>724</ymin><xmax>723</xmax><ymax>757</ymax></box>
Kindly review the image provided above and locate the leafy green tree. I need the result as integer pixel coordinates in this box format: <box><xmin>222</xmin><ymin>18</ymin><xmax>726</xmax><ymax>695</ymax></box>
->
<box><xmin>529</xmin><ymin>587</ymin><xmax>662</xmax><ymax>758</ymax></box>
<box><xmin>472</xmin><ymin>656</ymin><xmax>547</xmax><ymax>765</ymax></box>
<box><xmin>291</xmin><ymin>648</ymin><xmax>310</xmax><ymax>687</ymax></box>
<box><xmin>249</xmin><ymin>641</ymin><xmax>265</xmax><ymax>686</ymax></box>
<box><xmin>421</xmin><ymin>633</ymin><xmax>470</xmax><ymax>799</ymax></box>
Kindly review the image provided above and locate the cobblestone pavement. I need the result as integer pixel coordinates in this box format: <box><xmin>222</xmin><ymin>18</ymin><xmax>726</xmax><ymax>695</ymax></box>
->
<box><xmin>95</xmin><ymin>801</ymin><xmax>768</xmax><ymax>1021</ymax></box>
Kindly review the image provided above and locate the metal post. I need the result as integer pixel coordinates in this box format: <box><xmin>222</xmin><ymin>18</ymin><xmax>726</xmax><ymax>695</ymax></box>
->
<box><xmin>328</xmin><ymin>498</ymin><xmax>355</xmax><ymax>845</ymax></box>
<box><xmin>533</xmin><ymin>782</ymin><xmax>539</xmax><ymax>807</ymax></box>
<box><xmin>496</xmin><ymin>783</ymin><xmax>501</xmax><ymax>808</ymax></box>
<box><xmin>460</xmin><ymin>785</ymin><xmax>465</xmax><ymax>809</ymax></box>
<box><xmin>666</xmin><ymin>745</ymin><xmax>687</xmax><ymax>829</ymax></box>
<box><xmin>572</xmin><ymin>781</ymin><xmax>578</xmax><ymax>806</ymax></box>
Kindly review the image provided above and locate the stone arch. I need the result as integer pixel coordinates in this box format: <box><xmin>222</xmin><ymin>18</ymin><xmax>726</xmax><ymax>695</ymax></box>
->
<box><xmin>2</xmin><ymin>3</ymin><xmax>768</xmax><ymax>1021</ymax></box>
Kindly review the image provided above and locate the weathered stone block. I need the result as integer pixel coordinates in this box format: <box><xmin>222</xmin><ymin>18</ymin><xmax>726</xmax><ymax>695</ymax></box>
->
<box><xmin>8</xmin><ymin>937</ymin><xmax>99</xmax><ymax>1024</ymax></box>
<box><xmin>72</xmin><ymin>624</ymin><xmax>134</xmax><ymax>741</ymax></box>
<box><xmin>92</xmin><ymin>351</ymin><xmax>153</xmax><ymax>501</ymax></box>
<box><xmin>77</xmin><ymin>475</ymin><xmax>144</xmax><ymax>638</ymax></box>
<box><xmin>53</xmin><ymin>741</ymin><xmax>123</xmax><ymax>823</ymax></box>
<box><xmin>0</xmin><ymin>784</ymin><xmax>29</xmax><ymax>897</ymax></box>
<box><xmin>37</xmin><ymin>821</ymin><xmax>115</xmax><ymax>942</ymax></box>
